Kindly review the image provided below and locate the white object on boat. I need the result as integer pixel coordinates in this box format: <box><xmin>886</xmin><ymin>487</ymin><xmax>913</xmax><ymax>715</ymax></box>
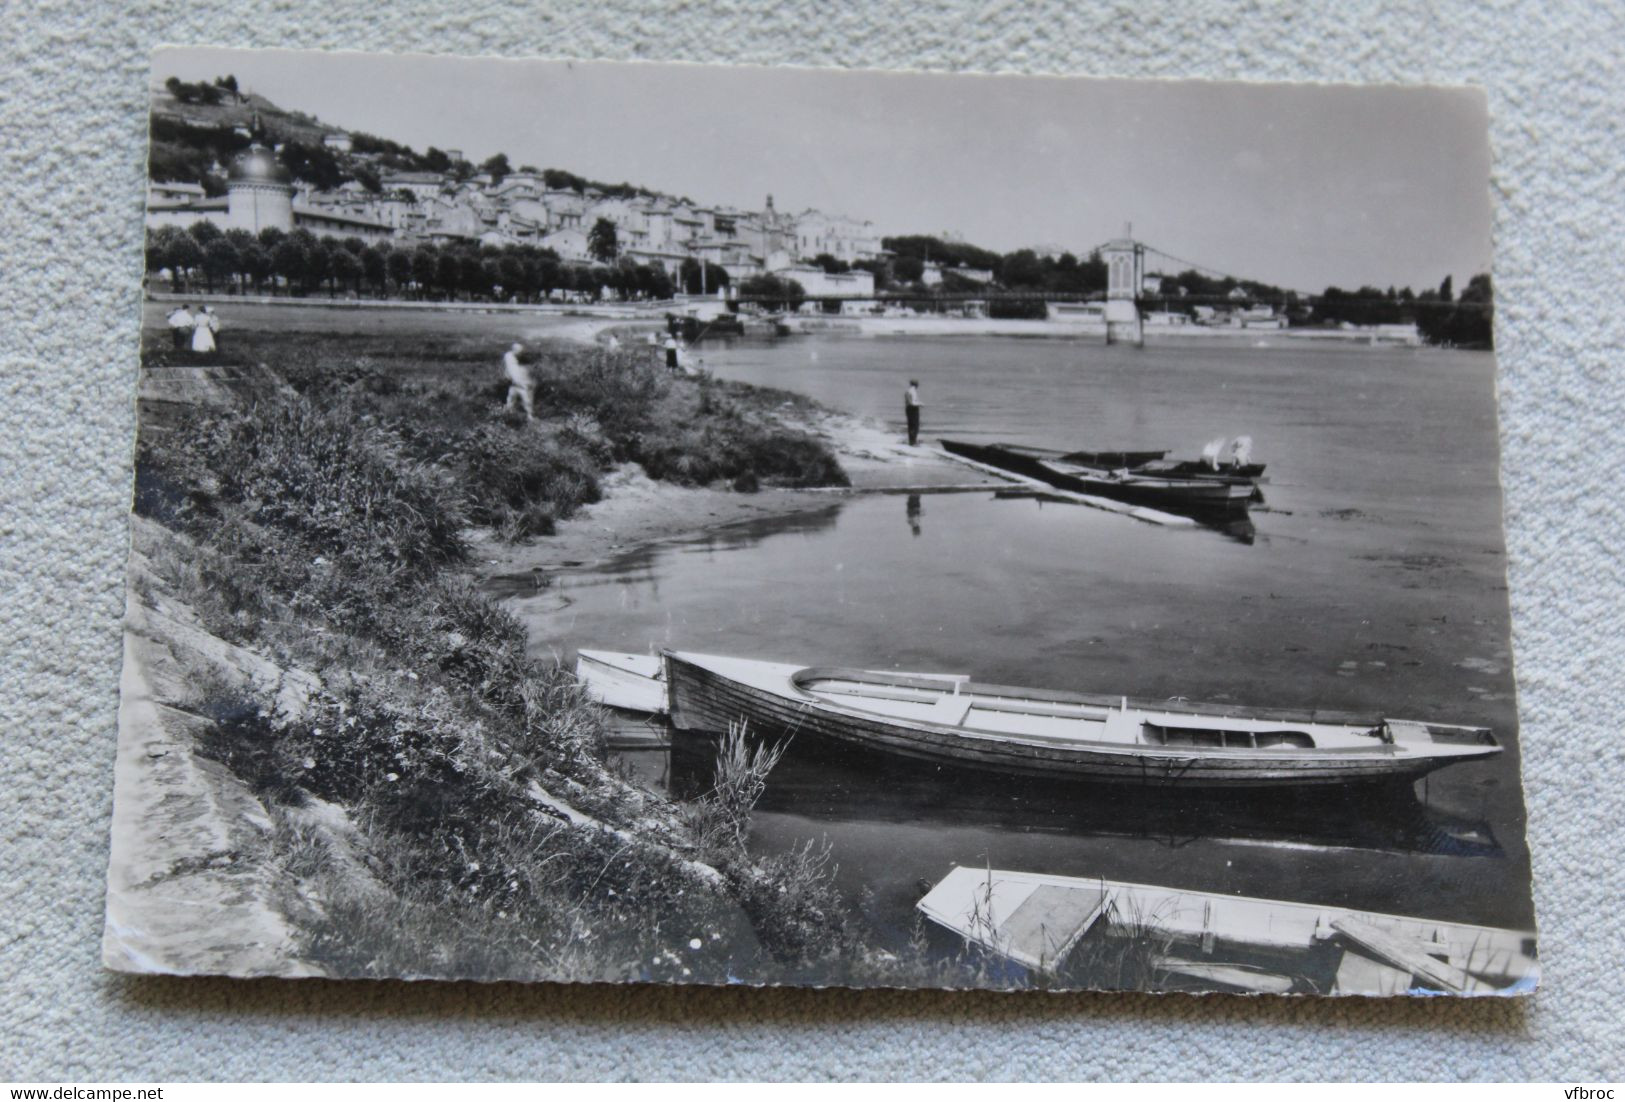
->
<box><xmin>574</xmin><ymin>649</ymin><xmax>666</xmax><ymax>713</ymax></box>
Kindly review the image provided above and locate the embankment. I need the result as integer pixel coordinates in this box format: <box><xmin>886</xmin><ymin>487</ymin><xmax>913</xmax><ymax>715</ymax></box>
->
<box><xmin>108</xmin><ymin>330</ymin><xmax>969</xmax><ymax>985</ymax></box>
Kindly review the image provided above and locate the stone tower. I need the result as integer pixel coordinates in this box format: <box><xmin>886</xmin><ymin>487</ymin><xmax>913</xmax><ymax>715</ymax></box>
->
<box><xmin>224</xmin><ymin>143</ymin><xmax>294</xmax><ymax>235</ymax></box>
<box><xmin>1102</xmin><ymin>225</ymin><xmax>1144</xmax><ymax>344</ymax></box>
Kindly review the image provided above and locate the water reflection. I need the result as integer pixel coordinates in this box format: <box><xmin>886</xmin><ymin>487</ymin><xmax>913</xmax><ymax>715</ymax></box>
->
<box><xmin>905</xmin><ymin>493</ymin><xmax>922</xmax><ymax>538</ymax></box>
<box><xmin>640</xmin><ymin>727</ymin><xmax>1501</xmax><ymax>860</ymax></box>
<box><xmin>1003</xmin><ymin>489</ymin><xmax>1258</xmax><ymax>545</ymax></box>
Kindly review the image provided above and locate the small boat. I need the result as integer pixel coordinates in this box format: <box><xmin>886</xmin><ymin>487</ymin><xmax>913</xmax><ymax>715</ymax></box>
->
<box><xmin>966</xmin><ymin>441</ymin><xmax>1265</xmax><ymax>485</ymax></box>
<box><xmin>941</xmin><ymin>440</ymin><xmax>1255</xmax><ymax>511</ymax></box>
<box><xmin>916</xmin><ymin>865</ymin><xmax>1538</xmax><ymax>995</ymax></box>
<box><xmin>574</xmin><ymin>650</ymin><xmax>666</xmax><ymax>713</ymax></box>
<box><xmin>662</xmin><ymin>651</ymin><xmax>1501</xmax><ymax>788</ymax></box>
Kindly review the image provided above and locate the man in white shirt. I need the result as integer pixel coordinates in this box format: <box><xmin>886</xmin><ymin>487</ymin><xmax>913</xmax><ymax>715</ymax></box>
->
<box><xmin>904</xmin><ymin>379</ymin><xmax>922</xmax><ymax>446</ymax></box>
<box><xmin>167</xmin><ymin>304</ymin><xmax>193</xmax><ymax>350</ymax></box>
<box><xmin>503</xmin><ymin>342</ymin><xmax>535</xmax><ymax>421</ymax></box>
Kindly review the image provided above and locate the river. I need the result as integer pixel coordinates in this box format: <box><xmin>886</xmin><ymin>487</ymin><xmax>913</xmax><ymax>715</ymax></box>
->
<box><xmin>496</xmin><ymin>333</ymin><xmax>1532</xmax><ymax>953</ymax></box>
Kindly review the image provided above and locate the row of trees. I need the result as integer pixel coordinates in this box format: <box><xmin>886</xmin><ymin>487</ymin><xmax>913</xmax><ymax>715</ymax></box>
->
<box><xmin>145</xmin><ymin>221</ymin><xmax>677</xmax><ymax>303</ymax></box>
<box><xmin>736</xmin><ymin>274</ymin><xmax>807</xmax><ymax>312</ymax></box>
<box><xmin>872</xmin><ymin>236</ymin><xmax>1114</xmax><ymax>298</ymax></box>
<box><xmin>872</xmin><ymin>236</ymin><xmax>1495</xmax><ymax>345</ymax></box>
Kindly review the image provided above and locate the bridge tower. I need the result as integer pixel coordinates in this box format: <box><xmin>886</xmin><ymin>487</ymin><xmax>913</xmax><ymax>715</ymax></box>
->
<box><xmin>1102</xmin><ymin>226</ymin><xmax>1144</xmax><ymax>346</ymax></box>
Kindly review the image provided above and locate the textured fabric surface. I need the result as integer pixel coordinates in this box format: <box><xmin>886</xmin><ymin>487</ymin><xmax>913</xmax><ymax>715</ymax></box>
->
<box><xmin>2</xmin><ymin>0</ymin><xmax>1621</xmax><ymax>1082</ymax></box>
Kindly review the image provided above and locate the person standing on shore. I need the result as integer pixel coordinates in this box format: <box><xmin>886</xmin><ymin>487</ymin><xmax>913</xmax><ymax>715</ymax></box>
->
<box><xmin>503</xmin><ymin>342</ymin><xmax>535</xmax><ymax>421</ymax></box>
<box><xmin>904</xmin><ymin>379</ymin><xmax>922</xmax><ymax>446</ymax></box>
<box><xmin>664</xmin><ymin>334</ymin><xmax>680</xmax><ymax>374</ymax></box>
<box><xmin>167</xmin><ymin>304</ymin><xmax>193</xmax><ymax>350</ymax></box>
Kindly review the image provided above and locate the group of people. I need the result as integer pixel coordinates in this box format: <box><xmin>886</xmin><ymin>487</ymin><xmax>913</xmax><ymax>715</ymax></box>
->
<box><xmin>165</xmin><ymin>304</ymin><xmax>221</xmax><ymax>354</ymax></box>
<box><xmin>645</xmin><ymin>331</ymin><xmax>691</xmax><ymax>375</ymax></box>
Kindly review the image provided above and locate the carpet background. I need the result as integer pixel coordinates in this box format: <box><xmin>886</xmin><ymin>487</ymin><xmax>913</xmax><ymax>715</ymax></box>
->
<box><xmin>2</xmin><ymin>0</ymin><xmax>1621</xmax><ymax>1082</ymax></box>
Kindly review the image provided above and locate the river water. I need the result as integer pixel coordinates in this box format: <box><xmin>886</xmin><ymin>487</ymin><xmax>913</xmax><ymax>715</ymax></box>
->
<box><xmin>497</xmin><ymin>334</ymin><xmax>1532</xmax><ymax>949</ymax></box>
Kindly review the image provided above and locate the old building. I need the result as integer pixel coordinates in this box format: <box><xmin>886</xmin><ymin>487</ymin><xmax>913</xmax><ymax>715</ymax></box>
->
<box><xmin>146</xmin><ymin>144</ymin><xmax>390</xmax><ymax>240</ymax></box>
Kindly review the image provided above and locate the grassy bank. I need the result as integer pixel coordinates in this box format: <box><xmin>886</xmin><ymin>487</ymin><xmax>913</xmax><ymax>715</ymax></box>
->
<box><xmin>142</xmin><ymin>326</ymin><xmax>846</xmax><ymax>536</ymax></box>
<box><xmin>127</xmin><ymin>325</ymin><xmax>961</xmax><ymax>985</ymax></box>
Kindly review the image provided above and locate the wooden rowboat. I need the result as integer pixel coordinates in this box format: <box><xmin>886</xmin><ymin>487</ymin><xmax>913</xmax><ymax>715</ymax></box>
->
<box><xmin>916</xmin><ymin>865</ymin><xmax>1538</xmax><ymax>995</ymax></box>
<box><xmin>662</xmin><ymin>651</ymin><xmax>1501</xmax><ymax>788</ymax></box>
<box><xmin>941</xmin><ymin>440</ymin><xmax>1256</xmax><ymax>511</ymax></box>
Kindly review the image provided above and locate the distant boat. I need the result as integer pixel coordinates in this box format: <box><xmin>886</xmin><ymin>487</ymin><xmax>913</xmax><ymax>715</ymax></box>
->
<box><xmin>916</xmin><ymin>865</ymin><xmax>1538</xmax><ymax>995</ymax></box>
<box><xmin>941</xmin><ymin>440</ymin><xmax>1256</xmax><ymax>511</ymax></box>
<box><xmin>662</xmin><ymin>651</ymin><xmax>1501</xmax><ymax>788</ymax></box>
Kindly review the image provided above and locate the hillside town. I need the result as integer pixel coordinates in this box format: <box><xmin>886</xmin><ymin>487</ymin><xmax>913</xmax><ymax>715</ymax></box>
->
<box><xmin>148</xmin><ymin>88</ymin><xmax>886</xmax><ymax>301</ymax></box>
<box><xmin>143</xmin><ymin>74</ymin><xmax>1493</xmax><ymax>346</ymax></box>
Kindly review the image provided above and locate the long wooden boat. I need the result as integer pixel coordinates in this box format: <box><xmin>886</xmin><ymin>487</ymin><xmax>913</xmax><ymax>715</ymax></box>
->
<box><xmin>941</xmin><ymin>440</ymin><xmax>1255</xmax><ymax>510</ymax></box>
<box><xmin>916</xmin><ymin>865</ymin><xmax>1538</xmax><ymax>995</ymax></box>
<box><xmin>662</xmin><ymin>651</ymin><xmax>1501</xmax><ymax>788</ymax></box>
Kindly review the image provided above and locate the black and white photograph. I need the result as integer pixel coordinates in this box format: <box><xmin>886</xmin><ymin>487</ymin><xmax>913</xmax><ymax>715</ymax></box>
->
<box><xmin>107</xmin><ymin>46</ymin><xmax>1536</xmax><ymax>996</ymax></box>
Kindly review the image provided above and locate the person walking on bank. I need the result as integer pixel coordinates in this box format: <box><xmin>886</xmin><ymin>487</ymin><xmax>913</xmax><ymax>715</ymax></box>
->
<box><xmin>190</xmin><ymin>305</ymin><xmax>218</xmax><ymax>354</ymax></box>
<box><xmin>904</xmin><ymin>379</ymin><xmax>922</xmax><ymax>446</ymax></box>
<box><xmin>503</xmin><ymin>342</ymin><xmax>535</xmax><ymax>421</ymax></box>
<box><xmin>167</xmin><ymin>304</ymin><xmax>193</xmax><ymax>350</ymax></box>
<box><xmin>202</xmin><ymin>306</ymin><xmax>221</xmax><ymax>352</ymax></box>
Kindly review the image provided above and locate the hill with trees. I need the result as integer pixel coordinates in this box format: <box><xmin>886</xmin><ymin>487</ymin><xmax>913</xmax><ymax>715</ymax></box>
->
<box><xmin>150</xmin><ymin>76</ymin><xmax>665</xmax><ymax>203</ymax></box>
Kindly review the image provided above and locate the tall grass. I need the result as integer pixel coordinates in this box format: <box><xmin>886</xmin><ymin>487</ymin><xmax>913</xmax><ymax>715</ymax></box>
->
<box><xmin>687</xmin><ymin>722</ymin><xmax>789</xmax><ymax>852</ymax></box>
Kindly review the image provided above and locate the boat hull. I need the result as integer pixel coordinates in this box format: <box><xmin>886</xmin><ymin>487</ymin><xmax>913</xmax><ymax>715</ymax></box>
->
<box><xmin>941</xmin><ymin>440</ymin><xmax>1254</xmax><ymax>512</ymax></box>
<box><xmin>664</xmin><ymin>652</ymin><xmax>1494</xmax><ymax>789</ymax></box>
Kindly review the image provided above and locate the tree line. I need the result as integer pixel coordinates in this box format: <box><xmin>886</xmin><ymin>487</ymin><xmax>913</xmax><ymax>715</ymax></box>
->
<box><xmin>145</xmin><ymin>220</ymin><xmax>678</xmax><ymax>303</ymax></box>
<box><xmin>162</xmin><ymin>75</ymin><xmax>242</xmax><ymax>106</ymax></box>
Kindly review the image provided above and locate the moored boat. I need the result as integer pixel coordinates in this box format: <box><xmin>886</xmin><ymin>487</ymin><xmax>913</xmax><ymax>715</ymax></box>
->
<box><xmin>575</xmin><ymin>649</ymin><xmax>667</xmax><ymax>712</ymax></box>
<box><xmin>941</xmin><ymin>440</ymin><xmax>1256</xmax><ymax>511</ymax></box>
<box><xmin>662</xmin><ymin>651</ymin><xmax>1501</xmax><ymax>788</ymax></box>
<box><xmin>916</xmin><ymin>865</ymin><xmax>1538</xmax><ymax>995</ymax></box>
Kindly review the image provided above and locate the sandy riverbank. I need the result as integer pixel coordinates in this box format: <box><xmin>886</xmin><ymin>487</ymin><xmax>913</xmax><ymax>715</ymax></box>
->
<box><xmin>477</xmin><ymin>408</ymin><xmax>1011</xmax><ymax>579</ymax></box>
<box><xmin>471</xmin><ymin>310</ymin><xmax>1014</xmax><ymax>579</ymax></box>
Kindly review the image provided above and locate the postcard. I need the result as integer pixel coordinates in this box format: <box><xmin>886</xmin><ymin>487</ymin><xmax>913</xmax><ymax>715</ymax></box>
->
<box><xmin>109</xmin><ymin>47</ymin><xmax>1533</xmax><ymax>994</ymax></box>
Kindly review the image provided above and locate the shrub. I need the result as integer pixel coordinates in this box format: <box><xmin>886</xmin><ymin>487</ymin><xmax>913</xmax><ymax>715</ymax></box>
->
<box><xmin>162</xmin><ymin>394</ymin><xmax>469</xmax><ymax>585</ymax></box>
<box><xmin>634</xmin><ymin>422</ymin><xmax>848</xmax><ymax>488</ymax></box>
<box><xmin>537</xmin><ymin>346</ymin><xmax>664</xmax><ymax>446</ymax></box>
<box><xmin>459</xmin><ymin>424</ymin><xmax>601</xmax><ymax>537</ymax></box>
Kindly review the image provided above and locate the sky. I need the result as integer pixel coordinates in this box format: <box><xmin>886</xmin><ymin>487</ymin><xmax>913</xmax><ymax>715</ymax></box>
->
<box><xmin>155</xmin><ymin>48</ymin><xmax>1494</xmax><ymax>293</ymax></box>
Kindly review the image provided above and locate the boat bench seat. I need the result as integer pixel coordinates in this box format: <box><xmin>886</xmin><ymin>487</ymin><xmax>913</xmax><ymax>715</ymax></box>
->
<box><xmin>929</xmin><ymin>695</ymin><xmax>976</xmax><ymax>727</ymax></box>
